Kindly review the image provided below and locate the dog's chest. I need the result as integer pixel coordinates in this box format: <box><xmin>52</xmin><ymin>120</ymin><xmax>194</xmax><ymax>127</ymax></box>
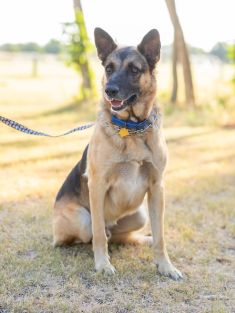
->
<box><xmin>113</xmin><ymin>160</ymin><xmax>148</xmax><ymax>192</ymax></box>
<box><xmin>105</xmin><ymin>160</ymin><xmax>151</xmax><ymax>219</ymax></box>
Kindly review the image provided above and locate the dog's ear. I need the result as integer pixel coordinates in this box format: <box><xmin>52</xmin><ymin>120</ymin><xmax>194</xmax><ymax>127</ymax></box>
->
<box><xmin>94</xmin><ymin>28</ymin><xmax>117</xmax><ymax>63</ymax></box>
<box><xmin>137</xmin><ymin>29</ymin><xmax>161</xmax><ymax>70</ymax></box>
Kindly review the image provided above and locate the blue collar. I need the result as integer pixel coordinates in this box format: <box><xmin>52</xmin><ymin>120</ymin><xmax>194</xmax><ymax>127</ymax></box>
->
<box><xmin>111</xmin><ymin>113</ymin><xmax>156</xmax><ymax>131</ymax></box>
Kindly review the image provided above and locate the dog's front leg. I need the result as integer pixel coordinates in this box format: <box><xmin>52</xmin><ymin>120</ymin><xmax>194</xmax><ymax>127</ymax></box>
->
<box><xmin>89</xmin><ymin>181</ymin><xmax>115</xmax><ymax>275</ymax></box>
<box><xmin>148</xmin><ymin>179</ymin><xmax>183</xmax><ymax>280</ymax></box>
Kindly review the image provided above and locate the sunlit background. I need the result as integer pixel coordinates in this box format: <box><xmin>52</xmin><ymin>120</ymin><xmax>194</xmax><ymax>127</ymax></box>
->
<box><xmin>0</xmin><ymin>0</ymin><xmax>234</xmax><ymax>112</ymax></box>
<box><xmin>0</xmin><ymin>0</ymin><xmax>234</xmax><ymax>49</ymax></box>
<box><xmin>0</xmin><ymin>2</ymin><xmax>235</xmax><ymax>311</ymax></box>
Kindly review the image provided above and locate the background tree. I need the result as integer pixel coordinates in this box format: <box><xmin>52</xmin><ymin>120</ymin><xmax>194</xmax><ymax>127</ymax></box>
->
<box><xmin>64</xmin><ymin>0</ymin><xmax>96</xmax><ymax>100</ymax></box>
<box><xmin>44</xmin><ymin>39</ymin><xmax>63</xmax><ymax>54</ymax></box>
<box><xmin>165</xmin><ymin>0</ymin><xmax>195</xmax><ymax>106</ymax></box>
<box><xmin>210</xmin><ymin>42</ymin><xmax>230</xmax><ymax>62</ymax></box>
<box><xmin>227</xmin><ymin>43</ymin><xmax>235</xmax><ymax>85</ymax></box>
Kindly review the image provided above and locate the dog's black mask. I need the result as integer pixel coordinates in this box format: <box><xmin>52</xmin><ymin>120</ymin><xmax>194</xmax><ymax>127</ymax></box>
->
<box><xmin>94</xmin><ymin>28</ymin><xmax>161</xmax><ymax>111</ymax></box>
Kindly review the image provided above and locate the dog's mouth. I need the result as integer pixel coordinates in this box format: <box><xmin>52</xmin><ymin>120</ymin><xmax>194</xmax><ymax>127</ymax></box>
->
<box><xmin>109</xmin><ymin>94</ymin><xmax>138</xmax><ymax>111</ymax></box>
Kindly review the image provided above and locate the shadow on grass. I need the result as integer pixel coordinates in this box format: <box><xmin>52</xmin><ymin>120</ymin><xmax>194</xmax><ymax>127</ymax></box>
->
<box><xmin>0</xmin><ymin>149</ymin><xmax>80</xmax><ymax>167</ymax></box>
<box><xmin>167</xmin><ymin>152</ymin><xmax>235</xmax><ymax>174</ymax></box>
<box><xmin>22</xmin><ymin>98</ymin><xmax>97</xmax><ymax>123</ymax></box>
<box><xmin>40</xmin><ymin>101</ymin><xmax>80</xmax><ymax>117</ymax></box>
<box><xmin>166</xmin><ymin>129</ymin><xmax>216</xmax><ymax>144</ymax></box>
<box><xmin>0</xmin><ymin>138</ymin><xmax>39</xmax><ymax>149</ymax></box>
<box><xmin>57</xmin><ymin>243</ymin><xmax>93</xmax><ymax>258</ymax></box>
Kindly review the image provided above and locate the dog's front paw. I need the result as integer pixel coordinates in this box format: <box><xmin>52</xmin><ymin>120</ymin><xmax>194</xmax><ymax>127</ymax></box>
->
<box><xmin>95</xmin><ymin>261</ymin><xmax>116</xmax><ymax>275</ymax></box>
<box><xmin>157</xmin><ymin>261</ymin><xmax>183</xmax><ymax>280</ymax></box>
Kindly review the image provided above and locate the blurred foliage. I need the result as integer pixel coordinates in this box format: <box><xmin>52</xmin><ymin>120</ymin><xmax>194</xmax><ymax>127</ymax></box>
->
<box><xmin>44</xmin><ymin>39</ymin><xmax>63</xmax><ymax>54</ymax></box>
<box><xmin>161</xmin><ymin>44</ymin><xmax>207</xmax><ymax>61</ymax></box>
<box><xmin>1</xmin><ymin>38</ymin><xmax>232</xmax><ymax>66</ymax></box>
<box><xmin>162</xmin><ymin>42</ymin><xmax>233</xmax><ymax>63</ymax></box>
<box><xmin>63</xmin><ymin>18</ymin><xmax>92</xmax><ymax>68</ymax></box>
<box><xmin>227</xmin><ymin>43</ymin><xmax>235</xmax><ymax>85</ymax></box>
<box><xmin>63</xmin><ymin>10</ymin><xmax>97</xmax><ymax>100</ymax></box>
<box><xmin>227</xmin><ymin>44</ymin><xmax>235</xmax><ymax>62</ymax></box>
<box><xmin>209</xmin><ymin>42</ymin><xmax>230</xmax><ymax>62</ymax></box>
<box><xmin>0</xmin><ymin>42</ymin><xmax>41</xmax><ymax>53</ymax></box>
<box><xmin>0</xmin><ymin>40</ymin><xmax>63</xmax><ymax>54</ymax></box>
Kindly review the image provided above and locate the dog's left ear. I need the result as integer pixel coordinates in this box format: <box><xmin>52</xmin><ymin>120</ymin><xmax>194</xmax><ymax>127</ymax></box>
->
<box><xmin>137</xmin><ymin>29</ymin><xmax>161</xmax><ymax>71</ymax></box>
<box><xmin>94</xmin><ymin>27</ymin><xmax>117</xmax><ymax>63</ymax></box>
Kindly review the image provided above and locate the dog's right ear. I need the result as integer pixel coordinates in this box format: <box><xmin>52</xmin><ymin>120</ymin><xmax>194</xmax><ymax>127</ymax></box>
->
<box><xmin>94</xmin><ymin>28</ymin><xmax>117</xmax><ymax>63</ymax></box>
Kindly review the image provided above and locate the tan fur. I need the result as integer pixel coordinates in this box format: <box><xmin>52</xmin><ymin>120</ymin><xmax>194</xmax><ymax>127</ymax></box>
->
<box><xmin>53</xmin><ymin>44</ymin><xmax>182</xmax><ymax>279</ymax></box>
<box><xmin>53</xmin><ymin>197</ymin><xmax>92</xmax><ymax>246</ymax></box>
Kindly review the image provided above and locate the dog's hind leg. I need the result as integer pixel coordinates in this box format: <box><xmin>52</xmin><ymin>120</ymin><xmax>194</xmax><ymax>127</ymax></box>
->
<box><xmin>110</xmin><ymin>205</ymin><xmax>152</xmax><ymax>245</ymax></box>
<box><xmin>53</xmin><ymin>199</ymin><xmax>92</xmax><ymax>247</ymax></box>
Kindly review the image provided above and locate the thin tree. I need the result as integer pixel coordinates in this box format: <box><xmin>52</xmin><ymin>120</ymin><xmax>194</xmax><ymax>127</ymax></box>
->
<box><xmin>74</xmin><ymin>0</ymin><xmax>93</xmax><ymax>97</ymax></box>
<box><xmin>165</xmin><ymin>0</ymin><xmax>195</xmax><ymax>106</ymax></box>
<box><xmin>65</xmin><ymin>0</ymin><xmax>96</xmax><ymax>99</ymax></box>
<box><xmin>171</xmin><ymin>29</ymin><xmax>179</xmax><ymax>103</ymax></box>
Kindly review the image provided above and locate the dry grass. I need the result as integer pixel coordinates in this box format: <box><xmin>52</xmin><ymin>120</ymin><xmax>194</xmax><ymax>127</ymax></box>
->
<box><xmin>0</xmin><ymin>53</ymin><xmax>234</xmax><ymax>313</ymax></box>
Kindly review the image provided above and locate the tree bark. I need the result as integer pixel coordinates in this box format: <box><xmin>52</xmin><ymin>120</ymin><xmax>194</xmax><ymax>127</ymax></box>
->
<box><xmin>73</xmin><ymin>0</ymin><xmax>93</xmax><ymax>96</ymax></box>
<box><xmin>171</xmin><ymin>30</ymin><xmax>178</xmax><ymax>103</ymax></box>
<box><xmin>165</xmin><ymin>0</ymin><xmax>195</xmax><ymax>106</ymax></box>
<box><xmin>73</xmin><ymin>0</ymin><xmax>82</xmax><ymax>11</ymax></box>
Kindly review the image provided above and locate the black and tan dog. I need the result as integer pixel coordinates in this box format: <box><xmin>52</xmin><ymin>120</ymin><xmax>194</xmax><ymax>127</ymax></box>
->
<box><xmin>53</xmin><ymin>28</ymin><xmax>182</xmax><ymax>280</ymax></box>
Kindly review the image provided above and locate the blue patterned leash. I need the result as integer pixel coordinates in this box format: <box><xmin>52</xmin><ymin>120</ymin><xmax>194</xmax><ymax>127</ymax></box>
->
<box><xmin>0</xmin><ymin>115</ymin><xmax>94</xmax><ymax>137</ymax></box>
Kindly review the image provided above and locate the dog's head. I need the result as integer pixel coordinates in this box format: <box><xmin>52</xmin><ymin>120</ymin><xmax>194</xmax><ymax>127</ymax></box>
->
<box><xmin>94</xmin><ymin>28</ymin><xmax>161</xmax><ymax>119</ymax></box>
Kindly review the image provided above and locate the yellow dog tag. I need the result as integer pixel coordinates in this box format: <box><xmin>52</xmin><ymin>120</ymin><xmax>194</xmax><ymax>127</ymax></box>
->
<box><xmin>119</xmin><ymin>128</ymin><xmax>129</xmax><ymax>137</ymax></box>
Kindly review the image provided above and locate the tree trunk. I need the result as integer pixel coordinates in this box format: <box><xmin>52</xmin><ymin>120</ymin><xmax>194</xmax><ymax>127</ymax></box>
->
<box><xmin>171</xmin><ymin>30</ymin><xmax>178</xmax><ymax>103</ymax></box>
<box><xmin>73</xmin><ymin>0</ymin><xmax>82</xmax><ymax>11</ymax></box>
<box><xmin>80</xmin><ymin>61</ymin><xmax>93</xmax><ymax>98</ymax></box>
<box><xmin>165</xmin><ymin>0</ymin><xmax>195</xmax><ymax>106</ymax></box>
<box><xmin>73</xmin><ymin>0</ymin><xmax>94</xmax><ymax>97</ymax></box>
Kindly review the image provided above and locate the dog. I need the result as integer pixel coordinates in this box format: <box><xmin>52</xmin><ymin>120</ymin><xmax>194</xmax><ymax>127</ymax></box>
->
<box><xmin>52</xmin><ymin>28</ymin><xmax>182</xmax><ymax>280</ymax></box>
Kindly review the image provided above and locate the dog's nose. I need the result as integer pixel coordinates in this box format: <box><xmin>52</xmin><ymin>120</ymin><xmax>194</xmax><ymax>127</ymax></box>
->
<box><xmin>105</xmin><ymin>85</ymin><xmax>119</xmax><ymax>98</ymax></box>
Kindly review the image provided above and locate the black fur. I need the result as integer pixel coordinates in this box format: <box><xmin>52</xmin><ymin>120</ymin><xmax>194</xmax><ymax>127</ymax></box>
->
<box><xmin>94</xmin><ymin>28</ymin><xmax>117</xmax><ymax>63</ymax></box>
<box><xmin>104</xmin><ymin>47</ymin><xmax>147</xmax><ymax>105</ymax></box>
<box><xmin>137</xmin><ymin>29</ymin><xmax>161</xmax><ymax>71</ymax></box>
<box><xmin>56</xmin><ymin>145</ymin><xmax>89</xmax><ymax>206</ymax></box>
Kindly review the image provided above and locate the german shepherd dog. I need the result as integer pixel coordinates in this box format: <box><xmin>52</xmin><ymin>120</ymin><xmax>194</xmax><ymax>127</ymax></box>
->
<box><xmin>53</xmin><ymin>28</ymin><xmax>182</xmax><ymax>280</ymax></box>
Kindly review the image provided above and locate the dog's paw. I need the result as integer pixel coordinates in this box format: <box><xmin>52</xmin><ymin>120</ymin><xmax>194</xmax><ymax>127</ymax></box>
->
<box><xmin>95</xmin><ymin>262</ymin><xmax>116</xmax><ymax>275</ymax></box>
<box><xmin>157</xmin><ymin>261</ymin><xmax>183</xmax><ymax>281</ymax></box>
<box><xmin>143</xmin><ymin>235</ymin><xmax>153</xmax><ymax>246</ymax></box>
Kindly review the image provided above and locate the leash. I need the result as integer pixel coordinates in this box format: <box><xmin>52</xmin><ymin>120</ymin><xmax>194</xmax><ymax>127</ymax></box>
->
<box><xmin>0</xmin><ymin>115</ymin><xmax>94</xmax><ymax>137</ymax></box>
<box><xmin>0</xmin><ymin>109</ymin><xmax>160</xmax><ymax>138</ymax></box>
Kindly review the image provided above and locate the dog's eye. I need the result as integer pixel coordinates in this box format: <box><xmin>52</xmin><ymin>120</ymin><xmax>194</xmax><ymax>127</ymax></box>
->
<box><xmin>130</xmin><ymin>66</ymin><xmax>140</xmax><ymax>74</ymax></box>
<box><xmin>105</xmin><ymin>65</ymin><xmax>114</xmax><ymax>75</ymax></box>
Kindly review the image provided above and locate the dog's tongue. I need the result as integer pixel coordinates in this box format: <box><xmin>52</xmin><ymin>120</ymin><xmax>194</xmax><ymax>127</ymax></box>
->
<box><xmin>110</xmin><ymin>99</ymin><xmax>123</xmax><ymax>107</ymax></box>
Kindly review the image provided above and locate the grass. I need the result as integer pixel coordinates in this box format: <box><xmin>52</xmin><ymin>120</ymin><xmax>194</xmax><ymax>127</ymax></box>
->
<box><xmin>0</xmin><ymin>53</ymin><xmax>235</xmax><ymax>312</ymax></box>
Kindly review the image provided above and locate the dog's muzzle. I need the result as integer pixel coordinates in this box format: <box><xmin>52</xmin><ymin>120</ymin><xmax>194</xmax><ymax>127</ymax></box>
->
<box><xmin>106</xmin><ymin>94</ymin><xmax>139</xmax><ymax>111</ymax></box>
